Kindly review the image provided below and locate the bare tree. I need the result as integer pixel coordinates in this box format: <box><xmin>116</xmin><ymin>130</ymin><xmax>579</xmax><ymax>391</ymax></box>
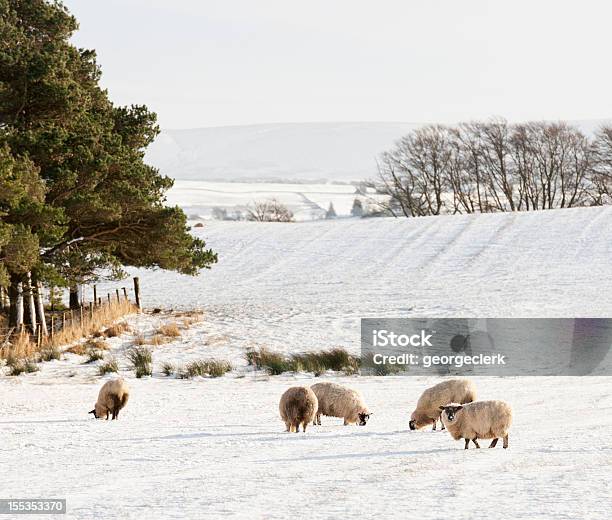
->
<box><xmin>591</xmin><ymin>126</ymin><xmax>612</xmax><ymax>205</ymax></box>
<box><xmin>373</xmin><ymin>118</ymin><xmax>607</xmax><ymax>217</ymax></box>
<box><xmin>246</xmin><ymin>199</ymin><xmax>294</xmax><ymax>222</ymax></box>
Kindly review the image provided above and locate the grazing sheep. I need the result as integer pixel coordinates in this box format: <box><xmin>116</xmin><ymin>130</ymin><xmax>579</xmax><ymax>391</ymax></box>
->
<box><xmin>89</xmin><ymin>378</ymin><xmax>130</xmax><ymax>420</ymax></box>
<box><xmin>409</xmin><ymin>379</ymin><xmax>476</xmax><ymax>431</ymax></box>
<box><xmin>311</xmin><ymin>382</ymin><xmax>371</xmax><ymax>426</ymax></box>
<box><xmin>279</xmin><ymin>386</ymin><xmax>318</xmax><ymax>433</ymax></box>
<box><xmin>439</xmin><ymin>400</ymin><xmax>513</xmax><ymax>449</ymax></box>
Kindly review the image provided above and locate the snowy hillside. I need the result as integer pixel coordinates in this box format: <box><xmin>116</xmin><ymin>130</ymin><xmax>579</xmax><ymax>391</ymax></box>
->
<box><xmin>108</xmin><ymin>206</ymin><xmax>612</xmax><ymax>354</ymax></box>
<box><xmin>2</xmin><ymin>206</ymin><xmax>610</xmax><ymax>519</ymax></box>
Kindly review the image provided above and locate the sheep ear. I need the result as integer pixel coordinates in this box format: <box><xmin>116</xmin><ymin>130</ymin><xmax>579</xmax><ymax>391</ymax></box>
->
<box><xmin>456</xmin><ymin>405</ymin><xmax>464</xmax><ymax>410</ymax></box>
<box><xmin>438</xmin><ymin>406</ymin><xmax>446</xmax><ymax>411</ymax></box>
<box><xmin>88</xmin><ymin>409</ymin><xmax>95</xmax><ymax>415</ymax></box>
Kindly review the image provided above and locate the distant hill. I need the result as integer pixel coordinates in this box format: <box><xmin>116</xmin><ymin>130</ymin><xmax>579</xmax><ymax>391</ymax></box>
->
<box><xmin>146</xmin><ymin>120</ymin><xmax>612</xmax><ymax>183</ymax></box>
<box><xmin>145</xmin><ymin>122</ymin><xmax>420</xmax><ymax>182</ymax></box>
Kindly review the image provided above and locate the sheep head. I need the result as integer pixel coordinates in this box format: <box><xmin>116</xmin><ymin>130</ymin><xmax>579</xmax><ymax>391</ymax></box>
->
<box><xmin>358</xmin><ymin>412</ymin><xmax>371</xmax><ymax>426</ymax></box>
<box><xmin>409</xmin><ymin>411</ymin><xmax>435</xmax><ymax>430</ymax></box>
<box><xmin>439</xmin><ymin>403</ymin><xmax>464</xmax><ymax>422</ymax></box>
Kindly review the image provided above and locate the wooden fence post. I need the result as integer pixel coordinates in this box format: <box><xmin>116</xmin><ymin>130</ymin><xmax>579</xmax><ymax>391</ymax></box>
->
<box><xmin>51</xmin><ymin>315</ymin><xmax>55</xmax><ymax>340</ymax></box>
<box><xmin>93</xmin><ymin>285</ymin><xmax>97</xmax><ymax>307</ymax></box>
<box><xmin>107</xmin><ymin>293</ymin><xmax>111</xmax><ymax>304</ymax></box>
<box><xmin>133</xmin><ymin>277</ymin><xmax>141</xmax><ymax>310</ymax></box>
<box><xmin>122</xmin><ymin>287</ymin><xmax>128</xmax><ymax>301</ymax></box>
<box><xmin>115</xmin><ymin>289</ymin><xmax>120</xmax><ymax>303</ymax></box>
<box><xmin>89</xmin><ymin>302</ymin><xmax>94</xmax><ymax>320</ymax></box>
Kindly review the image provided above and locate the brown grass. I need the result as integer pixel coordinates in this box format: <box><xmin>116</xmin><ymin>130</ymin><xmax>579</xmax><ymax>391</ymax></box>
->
<box><xmin>147</xmin><ymin>334</ymin><xmax>171</xmax><ymax>346</ymax></box>
<box><xmin>156</xmin><ymin>322</ymin><xmax>181</xmax><ymax>338</ymax></box>
<box><xmin>66</xmin><ymin>338</ymin><xmax>108</xmax><ymax>356</ymax></box>
<box><xmin>132</xmin><ymin>333</ymin><xmax>146</xmax><ymax>346</ymax></box>
<box><xmin>1</xmin><ymin>299</ymin><xmax>137</xmax><ymax>363</ymax></box>
<box><xmin>179</xmin><ymin>317</ymin><xmax>202</xmax><ymax>329</ymax></box>
<box><xmin>105</xmin><ymin>321</ymin><xmax>131</xmax><ymax>338</ymax></box>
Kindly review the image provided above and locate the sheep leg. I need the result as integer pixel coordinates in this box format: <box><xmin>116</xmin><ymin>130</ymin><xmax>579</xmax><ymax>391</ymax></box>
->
<box><xmin>489</xmin><ymin>438</ymin><xmax>498</xmax><ymax>448</ymax></box>
<box><xmin>302</xmin><ymin>422</ymin><xmax>308</xmax><ymax>433</ymax></box>
<box><xmin>464</xmin><ymin>438</ymin><xmax>470</xmax><ymax>450</ymax></box>
<box><xmin>294</xmin><ymin>423</ymin><xmax>300</xmax><ymax>433</ymax></box>
<box><xmin>284</xmin><ymin>421</ymin><xmax>291</xmax><ymax>432</ymax></box>
<box><xmin>472</xmin><ymin>438</ymin><xmax>480</xmax><ymax>448</ymax></box>
<box><xmin>432</xmin><ymin>420</ymin><xmax>436</xmax><ymax>431</ymax></box>
<box><xmin>111</xmin><ymin>396</ymin><xmax>120</xmax><ymax>420</ymax></box>
<box><xmin>503</xmin><ymin>435</ymin><xmax>509</xmax><ymax>449</ymax></box>
<box><xmin>317</xmin><ymin>414</ymin><xmax>321</xmax><ymax>426</ymax></box>
<box><xmin>343</xmin><ymin>419</ymin><xmax>348</xmax><ymax>426</ymax></box>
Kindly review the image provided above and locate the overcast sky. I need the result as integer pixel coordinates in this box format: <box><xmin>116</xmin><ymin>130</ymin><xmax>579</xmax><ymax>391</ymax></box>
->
<box><xmin>65</xmin><ymin>0</ymin><xmax>611</xmax><ymax>129</ymax></box>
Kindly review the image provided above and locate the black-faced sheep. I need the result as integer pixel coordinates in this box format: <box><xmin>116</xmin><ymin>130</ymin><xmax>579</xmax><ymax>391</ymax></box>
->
<box><xmin>89</xmin><ymin>378</ymin><xmax>130</xmax><ymax>420</ymax></box>
<box><xmin>279</xmin><ymin>386</ymin><xmax>318</xmax><ymax>433</ymax></box>
<box><xmin>409</xmin><ymin>379</ymin><xmax>476</xmax><ymax>431</ymax></box>
<box><xmin>311</xmin><ymin>382</ymin><xmax>370</xmax><ymax>426</ymax></box>
<box><xmin>439</xmin><ymin>400</ymin><xmax>513</xmax><ymax>449</ymax></box>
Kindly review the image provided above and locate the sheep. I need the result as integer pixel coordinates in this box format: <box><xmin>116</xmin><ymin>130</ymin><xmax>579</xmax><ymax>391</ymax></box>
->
<box><xmin>439</xmin><ymin>400</ymin><xmax>513</xmax><ymax>449</ymax></box>
<box><xmin>409</xmin><ymin>379</ymin><xmax>476</xmax><ymax>431</ymax></box>
<box><xmin>311</xmin><ymin>382</ymin><xmax>370</xmax><ymax>426</ymax></box>
<box><xmin>279</xmin><ymin>386</ymin><xmax>318</xmax><ymax>433</ymax></box>
<box><xmin>89</xmin><ymin>378</ymin><xmax>130</xmax><ymax>420</ymax></box>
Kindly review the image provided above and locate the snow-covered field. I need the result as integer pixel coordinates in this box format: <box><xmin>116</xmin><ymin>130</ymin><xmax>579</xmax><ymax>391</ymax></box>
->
<box><xmin>2</xmin><ymin>206</ymin><xmax>611</xmax><ymax>519</ymax></box>
<box><xmin>166</xmin><ymin>180</ymin><xmax>380</xmax><ymax>220</ymax></box>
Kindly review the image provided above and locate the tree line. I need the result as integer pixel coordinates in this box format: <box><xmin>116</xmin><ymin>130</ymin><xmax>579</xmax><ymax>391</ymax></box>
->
<box><xmin>375</xmin><ymin>119</ymin><xmax>611</xmax><ymax>217</ymax></box>
<box><xmin>0</xmin><ymin>0</ymin><xmax>217</xmax><ymax>328</ymax></box>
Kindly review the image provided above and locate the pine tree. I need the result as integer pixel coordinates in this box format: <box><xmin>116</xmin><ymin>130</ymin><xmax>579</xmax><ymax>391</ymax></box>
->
<box><xmin>351</xmin><ymin>198</ymin><xmax>364</xmax><ymax>217</ymax></box>
<box><xmin>0</xmin><ymin>0</ymin><xmax>217</xmax><ymax>324</ymax></box>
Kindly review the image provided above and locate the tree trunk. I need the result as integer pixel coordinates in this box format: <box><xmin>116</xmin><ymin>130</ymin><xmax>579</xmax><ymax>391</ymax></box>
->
<box><xmin>69</xmin><ymin>285</ymin><xmax>81</xmax><ymax>309</ymax></box>
<box><xmin>35</xmin><ymin>281</ymin><xmax>48</xmax><ymax>336</ymax></box>
<box><xmin>25</xmin><ymin>272</ymin><xmax>37</xmax><ymax>333</ymax></box>
<box><xmin>8</xmin><ymin>275</ymin><xmax>24</xmax><ymax>329</ymax></box>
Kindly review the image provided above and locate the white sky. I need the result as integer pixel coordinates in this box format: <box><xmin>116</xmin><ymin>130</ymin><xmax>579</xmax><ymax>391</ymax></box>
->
<box><xmin>65</xmin><ymin>0</ymin><xmax>612</xmax><ymax>129</ymax></box>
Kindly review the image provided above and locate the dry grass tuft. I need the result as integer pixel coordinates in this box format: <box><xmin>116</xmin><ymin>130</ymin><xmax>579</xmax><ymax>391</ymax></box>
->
<box><xmin>147</xmin><ymin>334</ymin><xmax>171</xmax><ymax>346</ymax></box>
<box><xmin>5</xmin><ymin>355</ymin><xmax>39</xmax><ymax>376</ymax></box>
<box><xmin>156</xmin><ymin>322</ymin><xmax>181</xmax><ymax>338</ymax></box>
<box><xmin>105</xmin><ymin>321</ymin><xmax>131</xmax><ymax>338</ymax></box>
<box><xmin>98</xmin><ymin>358</ymin><xmax>119</xmax><ymax>375</ymax></box>
<box><xmin>132</xmin><ymin>333</ymin><xmax>146</xmax><ymax>346</ymax></box>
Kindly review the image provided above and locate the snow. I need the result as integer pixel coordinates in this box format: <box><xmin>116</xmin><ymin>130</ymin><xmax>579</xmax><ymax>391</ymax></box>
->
<box><xmin>2</xmin><ymin>373</ymin><xmax>611</xmax><ymax>519</ymax></box>
<box><xmin>166</xmin><ymin>180</ymin><xmax>377</xmax><ymax>220</ymax></box>
<box><xmin>1</xmin><ymin>205</ymin><xmax>611</xmax><ymax>519</ymax></box>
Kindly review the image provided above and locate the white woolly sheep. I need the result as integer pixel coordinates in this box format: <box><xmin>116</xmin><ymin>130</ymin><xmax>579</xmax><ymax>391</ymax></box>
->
<box><xmin>409</xmin><ymin>379</ymin><xmax>476</xmax><ymax>431</ymax></box>
<box><xmin>279</xmin><ymin>386</ymin><xmax>318</xmax><ymax>433</ymax></box>
<box><xmin>89</xmin><ymin>378</ymin><xmax>130</xmax><ymax>420</ymax></box>
<box><xmin>439</xmin><ymin>400</ymin><xmax>513</xmax><ymax>449</ymax></box>
<box><xmin>311</xmin><ymin>382</ymin><xmax>370</xmax><ymax>426</ymax></box>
